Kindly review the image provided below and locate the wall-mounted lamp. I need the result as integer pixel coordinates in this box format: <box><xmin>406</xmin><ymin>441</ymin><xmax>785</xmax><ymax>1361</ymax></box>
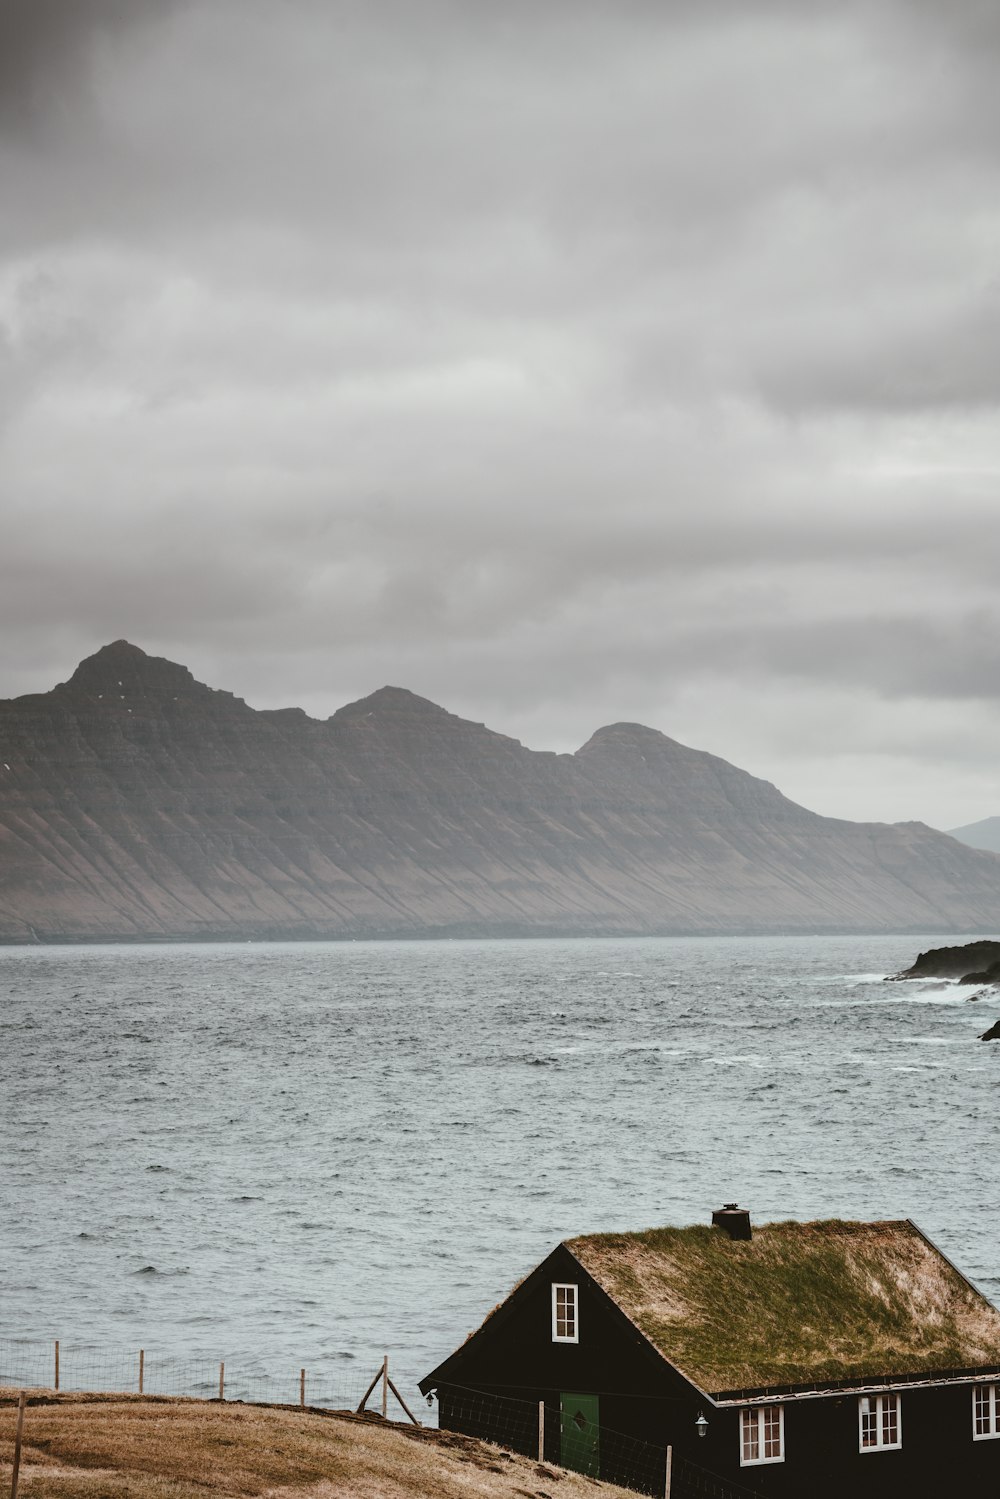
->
<box><xmin>695</xmin><ymin>1411</ymin><xmax>709</xmax><ymax>1439</ymax></box>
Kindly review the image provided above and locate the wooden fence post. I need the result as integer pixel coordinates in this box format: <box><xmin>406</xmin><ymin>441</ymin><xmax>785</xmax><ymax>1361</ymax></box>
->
<box><xmin>355</xmin><ymin>1357</ymin><xmax>419</xmax><ymax>1424</ymax></box>
<box><xmin>385</xmin><ymin>1373</ymin><xmax>420</xmax><ymax>1427</ymax></box>
<box><xmin>139</xmin><ymin>1350</ymin><xmax>145</xmax><ymax>1396</ymax></box>
<box><xmin>10</xmin><ymin>1391</ymin><xmax>26</xmax><ymax>1499</ymax></box>
<box><xmin>538</xmin><ymin>1401</ymin><xmax>545</xmax><ymax>1461</ymax></box>
<box><xmin>54</xmin><ymin>1341</ymin><xmax>59</xmax><ymax>1392</ymax></box>
<box><xmin>664</xmin><ymin>1444</ymin><xmax>673</xmax><ymax>1499</ymax></box>
<box><xmin>219</xmin><ymin>1363</ymin><xmax>225</xmax><ymax>1401</ymax></box>
<box><xmin>355</xmin><ymin>1366</ymin><xmax>383</xmax><ymax>1415</ymax></box>
<box><xmin>300</xmin><ymin>1369</ymin><xmax>305</xmax><ymax>1409</ymax></box>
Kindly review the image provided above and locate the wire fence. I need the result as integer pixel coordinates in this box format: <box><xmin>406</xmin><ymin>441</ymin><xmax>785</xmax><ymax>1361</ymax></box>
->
<box><xmin>435</xmin><ymin>1382</ymin><xmax>767</xmax><ymax>1499</ymax></box>
<box><xmin>0</xmin><ymin>1338</ymin><xmax>400</xmax><ymax>1416</ymax></box>
<box><xmin>673</xmin><ymin>1454</ymin><xmax>770</xmax><ymax>1499</ymax></box>
<box><xmin>0</xmin><ymin>1343</ymin><xmax>764</xmax><ymax>1499</ymax></box>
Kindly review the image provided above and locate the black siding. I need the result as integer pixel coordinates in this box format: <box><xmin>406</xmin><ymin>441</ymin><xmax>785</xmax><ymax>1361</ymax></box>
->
<box><xmin>697</xmin><ymin>1383</ymin><xmax>1000</xmax><ymax>1499</ymax></box>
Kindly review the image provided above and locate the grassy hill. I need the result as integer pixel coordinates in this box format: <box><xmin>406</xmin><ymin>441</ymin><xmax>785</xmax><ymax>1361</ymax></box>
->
<box><xmin>0</xmin><ymin>1393</ymin><xmax>635</xmax><ymax>1499</ymax></box>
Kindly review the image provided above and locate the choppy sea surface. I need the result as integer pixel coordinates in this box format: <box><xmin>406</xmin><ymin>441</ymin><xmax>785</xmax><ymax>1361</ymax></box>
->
<box><xmin>3</xmin><ymin>934</ymin><xmax>1000</xmax><ymax>1408</ymax></box>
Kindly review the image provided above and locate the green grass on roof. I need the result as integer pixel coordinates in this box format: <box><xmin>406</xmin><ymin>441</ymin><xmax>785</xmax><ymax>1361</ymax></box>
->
<box><xmin>568</xmin><ymin>1220</ymin><xmax>1000</xmax><ymax>1394</ymax></box>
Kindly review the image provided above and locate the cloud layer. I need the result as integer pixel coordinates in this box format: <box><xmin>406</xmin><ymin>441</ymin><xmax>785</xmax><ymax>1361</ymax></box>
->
<box><xmin>2</xmin><ymin>0</ymin><xmax>999</xmax><ymax>827</ymax></box>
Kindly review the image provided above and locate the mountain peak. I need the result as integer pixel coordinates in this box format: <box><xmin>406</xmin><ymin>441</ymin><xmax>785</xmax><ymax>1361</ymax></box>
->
<box><xmin>576</xmin><ymin>721</ymin><xmax>684</xmax><ymax>757</ymax></box>
<box><xmin>50</xmin><ymin>641</ymin><xmax>245</xmax><ymax>713</ymax></box>
<box><xmin>99</xmin><ymin>638</ymin><xmax>145</xmax><ymax>657</ymax></box>
<box><xmin>70</xmin><ymin>639</ymin><xmax>153</xmax><ymax>676</ymax></box>
<box><xmin>329</xmin><ymin>685</ymin><xmax>456</xmax><ymax>723</ymax></box>
<box><xmin>62</xmin><ymin>641</ymin><xmax>197</xmax><ymax>697</ymax></box>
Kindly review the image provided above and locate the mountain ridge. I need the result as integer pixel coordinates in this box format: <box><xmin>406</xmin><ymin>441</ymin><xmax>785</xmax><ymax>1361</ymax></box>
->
<box><xmin>1</xmin><ymin>641</ymin><xmax>999</xmax><ymax>942</ymax></box>
<box><xmin>947</xmin><ymin>816</ymin><xmax>1000</xmax><ymax>857</ymax></box>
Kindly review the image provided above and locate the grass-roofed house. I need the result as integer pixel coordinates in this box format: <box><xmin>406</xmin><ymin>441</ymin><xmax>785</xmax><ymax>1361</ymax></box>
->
<box><xmin>419</xmin><ymin>1206</ymin><xmax>1000</xmax><ymax>1498</ymax></box>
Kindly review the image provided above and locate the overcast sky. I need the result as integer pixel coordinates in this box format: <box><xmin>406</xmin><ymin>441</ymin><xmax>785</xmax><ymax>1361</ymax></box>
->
<box><xmin>2</xmin><ymin>1</ymin><xmax>999</xmax><ymax>828</ymax></box>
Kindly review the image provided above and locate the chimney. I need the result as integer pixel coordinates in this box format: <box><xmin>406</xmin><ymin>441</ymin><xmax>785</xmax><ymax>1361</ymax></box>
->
<box><xmin>712</xmin><ymin>1203</ymin><xmax>752</xmax><ymax>1241</ymax></box>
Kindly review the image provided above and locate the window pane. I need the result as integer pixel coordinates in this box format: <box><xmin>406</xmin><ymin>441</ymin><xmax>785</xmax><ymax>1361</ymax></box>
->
<box><xmin>975</xmin><ymin>1387</ymin><xmax>989</xmax><ymax>1435</ymax></box>
<box><xmin>741</xmin><ymin>1410</ymin><xmax>759</xmax><ymax>1462</ymax></box>
<box><xmin>554</xmin><ymin>1285</ymin><xmax>576</xmax><ymax>1338</ymax></box>
<box><xmin>883</xmin><ymin>1396</ymin><xmax>898</xmax><ymax>1444</ymax></box>
<box><xmin>763</xmin><ymin>1407</ymin><xmax>781</xmax><ymax>1458</ymax></box>
<box><xmin>975</xmin><ymin>1385</ymin><xmax>997</xmax><ymax>1436</ymax></box>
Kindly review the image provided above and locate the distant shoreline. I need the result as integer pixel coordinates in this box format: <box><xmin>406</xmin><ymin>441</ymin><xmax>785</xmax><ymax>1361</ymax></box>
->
<box><xmin>1</xmin><ymin>925</ymin><xmax>996</xmax><ymax>948</ymax></box>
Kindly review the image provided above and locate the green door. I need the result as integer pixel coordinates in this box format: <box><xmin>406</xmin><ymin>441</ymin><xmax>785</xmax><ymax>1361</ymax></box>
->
<box><xmin>560</xmin><ymin>1393</ymin><xmax>600</xmax><ymax>1477</ymax></box>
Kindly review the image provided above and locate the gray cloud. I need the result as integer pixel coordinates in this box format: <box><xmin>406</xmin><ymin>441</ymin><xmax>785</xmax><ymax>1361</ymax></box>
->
<box><xmin>0</xmin><ymin>0</ymin><xmax>178</xmax><ymax>126</ymax></box>
<box><xmin>2</xmin><ymin>0</ymin><xmax>1000</xmax><ymax>827</ymax></box>
<box><xmin>757</xmin><ymin>291</ymin><xmax>1000</xmax><ymax>414</ymax></box>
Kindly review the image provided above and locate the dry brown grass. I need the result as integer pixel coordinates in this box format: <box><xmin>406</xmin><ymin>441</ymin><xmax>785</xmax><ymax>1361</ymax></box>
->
<box><xmin>0</xmin><ymin>1393</ymin><xmax>634</xmax><ymax>1499</ymax></box>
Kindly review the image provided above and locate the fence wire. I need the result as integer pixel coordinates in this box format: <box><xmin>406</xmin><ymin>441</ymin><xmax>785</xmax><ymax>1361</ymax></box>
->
<box><xmin>435</xmin><ymin>1382</ymin><xmax>767</xmax><ymax>1499</ymax></box>
<box><xmin>0</xmin><ymin>1338</ymin><xmax>381</xmax><ymax>1414</ymax></box>
<box><xmin>675</xmin><ymin>1453</ymin><xmax>771</xmax><ymax>1499</ymax></box>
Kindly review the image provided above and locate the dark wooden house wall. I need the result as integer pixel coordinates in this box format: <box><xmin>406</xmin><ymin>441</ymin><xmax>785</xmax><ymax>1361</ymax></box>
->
<box><xmin>425</xmin><ymin>1245</ymin><xmax>716</xmax><ymax>1491</ymax></box>
<box><xmin>699</xmin><ymin>1382</ymin><xmax>1000</xmax><ymax>1499</ymax></box>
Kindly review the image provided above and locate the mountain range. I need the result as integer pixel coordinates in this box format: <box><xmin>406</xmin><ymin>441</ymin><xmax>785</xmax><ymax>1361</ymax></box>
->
<box><xmin>946</xmin><ymin>817</ymin><xmax>1000</xmax><ymax>856</ymax></box>
<box><xmin>1</xmin><ymin>640</ymin><xmax>999</xmax><ymax>942</ymax></box>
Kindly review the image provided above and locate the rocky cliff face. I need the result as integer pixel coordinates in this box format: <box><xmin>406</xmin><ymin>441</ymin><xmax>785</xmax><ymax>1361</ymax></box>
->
<box><xmin>2</xmin><ymin>640</ymin><xmax>1000</xmax><ymax>941</ymax></box>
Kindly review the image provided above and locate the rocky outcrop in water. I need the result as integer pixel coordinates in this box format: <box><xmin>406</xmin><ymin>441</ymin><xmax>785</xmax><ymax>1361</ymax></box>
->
<box><xmin>4</xmin><ymin>641</ymin><xmax>1000</xmax><ymax>942</ymax></box>
<box><xmin>890</xmin><ymin>941</ymin><xmax>1000</xmax><ymax>983</ymax></box>
<box><xmin>979</xmin><ymin>1021</ymin><xmax>1000</xmax><ymax>1041</ymax></box>
<box><xmin>961</xmin><ymin>964</ymin><xmax>1000</xmax><ymax>986</ymax></box>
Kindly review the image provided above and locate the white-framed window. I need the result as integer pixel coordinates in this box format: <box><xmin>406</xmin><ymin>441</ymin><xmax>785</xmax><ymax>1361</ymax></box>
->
<box><xmin>740</xmin><ymin>1405</ymin><xmax>784</xmax><ymax>1465</ymax></box>
<box><xmin>973</xmin><ymin>1384</ymin><xmax>1000</xmax><ymax>1440</ymax></box>
<box><xmin>859</xmin><ymin>1393</ymin><xmax>901</xmax><ymax>1451</ymax></box>
<box><xmin>551</xmin><ymin>1283</ymin><xmax>578</xmax><ymax>1343</ymax></box>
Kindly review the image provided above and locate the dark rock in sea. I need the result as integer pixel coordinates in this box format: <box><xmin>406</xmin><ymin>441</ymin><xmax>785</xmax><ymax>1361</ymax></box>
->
<box><xmin>891</xmin><ymin>941</ymin><xmax>1000</xmax><ymax>982</ymax></box>
<box><xmin>4</xmin><ymin>640</ymin><xmax>1000</xmax><ymax>941</ymax></box>
<box><xmin>960</xmin><ymin>964</ymin><xmax>1000</xmax><ymax>985</ymax></box>
<box><xmin>979</xmin><ymin>1021</ymin><xmax>1000</xmax><ymax>1041</ymax></box>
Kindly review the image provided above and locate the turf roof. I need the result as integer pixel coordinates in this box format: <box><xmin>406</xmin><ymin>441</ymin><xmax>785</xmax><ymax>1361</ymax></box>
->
<box><xmin>567</xmin><ymin>1219</ymin><xmax>1000</xmax><ymax>1394</ymax></box>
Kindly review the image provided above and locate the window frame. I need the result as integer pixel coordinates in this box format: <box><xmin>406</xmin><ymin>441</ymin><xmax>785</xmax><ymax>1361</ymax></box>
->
<box><xmin>739</xmin><ymin>1404</ymin><xmax>785</xmax><ymax>1466</ymax></box>
<box><xmin>858</xmin><ymin>1392</ymin><xmax>902</xmax><ymax>1452</ymax></box>
<box><xmin>973</xmin><ymin>1383</ymin><xmax>1000</xmax><ymax>1441</ymax></box>
<box><xmin>551</xmin><ymin>1282</ymin><xmax>579</xmax><ymax>1343</ymax></box>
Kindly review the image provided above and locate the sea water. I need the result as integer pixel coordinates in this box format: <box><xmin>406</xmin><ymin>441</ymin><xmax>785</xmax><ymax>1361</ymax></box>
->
<box><xmin>2</xmin><ymin>934</ymin><xmax>999</xmax><ymax>1405</ymax></box>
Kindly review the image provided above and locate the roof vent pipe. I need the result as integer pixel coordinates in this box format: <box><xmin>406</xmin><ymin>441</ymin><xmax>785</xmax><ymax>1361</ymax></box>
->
<box><xmin>712</xmin><ymin>1204</ymin><xmax>752</xmax><ymax>1241</ymax></box>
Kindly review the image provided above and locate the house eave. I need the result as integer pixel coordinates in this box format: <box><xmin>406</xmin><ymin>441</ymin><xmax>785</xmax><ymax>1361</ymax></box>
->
<box><xmin>710</xmin><ymin>1362</ymin><xmax>1000</xmax><ymax>1406</ymax></box>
